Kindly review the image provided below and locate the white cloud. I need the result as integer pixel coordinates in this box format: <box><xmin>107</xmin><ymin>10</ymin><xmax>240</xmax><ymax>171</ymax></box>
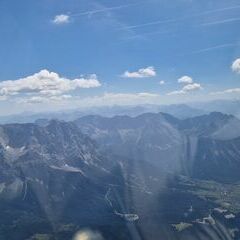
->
<box><xmin>53</xmin><ymin>14</ymin><xmax>70</xmax><ymax>25</ymax></box>
<box><xmin>168</xmin><ymin>83</ymin><xmax>202</xmax><ymax>95</ymax></box>
<box><xmin>20</xmin><ymin>96</ymin><xmax>48</xmax><ymax>104</ymax></box>
<box><xmin>167</xmin><ymin>90</ymin><xmax>184</xmax><ymax>95</ymax></box>
<box><xmin>19</xmin><ymin>95</ymin><xmax>72</xmax><ymax>104</ymax></box>
<box><xmin>122</xmin><ymin>66</ymin><xmax>156</xmax><ymax>78</ymax></box>
<box><xmin>92</xmin><ymin>92</ymin><xmax>159</xmax><ymax>104</ymax></box>
<box><xmin>178</xmin><ymin>75</ymin><xmax>193</xmax><ymax>84</ymax></box>
<box><xmin>0</xmin><ymin>69</ymin><xmax>101</xmax><ymax>98</ymax></box>
<box><xmin>168</xmin><ymin>75</ymin><xmax>202</xmax><ymax>95</ymax></box>
<box><xmin>232</xmin><ymin>58</ymin><xmax>240</xmax><ymax>74</ymax></box>
<box><xmin>78</xmin><ymin>92</ymin><xmax>159</xmax><ymax>106</ymax></box>
<box><xmin>159</xmin><ymin>80</ymin><xmax>165</xmax><ymax>85</ymax></box>
<box><xmin>182</xmin><ymin>83</ymin><xmax>202</xmax><ymax>92</ymax></box>
<box><xmin>16</xmin><ymin>92</ymin><xmax>160</xmax><ymax>107</ymax></box>
<box><xmin>0</xmin><ymin>70</ymin><xmax>100</xmax><ymax>104</ymax></box>
<box><xmin>136</xmin><ymin>92</ymin><xmax>159</xmax><ymax>97</ymax></box>
<box><xmin>210</xmin><ymin>88</ymin><xmax>240</xmax><ymax>95</ymax></box>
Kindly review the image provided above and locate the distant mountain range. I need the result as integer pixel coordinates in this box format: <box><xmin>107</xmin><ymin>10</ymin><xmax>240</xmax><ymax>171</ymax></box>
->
<box><xmin>1</xmin><ymin>111</ymin><xmax>240</xmax><ymax>239</ymax></box>
<box><xmin>0</xmin><ymin>99</ymin><xmax>239</xmax><ymax>124</ymax></box>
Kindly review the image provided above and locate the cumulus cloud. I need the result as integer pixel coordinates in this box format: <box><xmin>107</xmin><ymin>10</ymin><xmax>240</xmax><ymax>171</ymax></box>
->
<box><xmin>53</xmin><ymin>14</ymin><xmax>70</xmax><ymax>24</ymax></box>
<box><xmin>232</xmin><ymin>58</ymin><xmax>240</xmax><ymax>74</ymax></box>
<box><xmin>159</xmin><ymin>80</ymin><xmax>165</xmax><ymax>85</ymax></box>
<box><xmin>168</xmin><ymin>83</ymin><xmax>202</xmax><ymax>95</ymax></box>
<box><xmin>0</xmin><ymin>69</ymin><xmax>101</xmax><ymax>99</ymax></box>
<box><xmin>168</xmin><ymin>75</ymin><xmax>202</xmax><ymax>95</ymax></box>
<box><xmin>122</xmin><ymin>66</ymin><xmax>156</xmax><ymax>78</ymax></box>
<box><xmin>178</xmin><ymin>76</ymin><xmax>193</xmax><ymax>84</ymax></box>
<box><xmin>182</xmin><ymin>83</ymin><xmax>202</xmax><ymax>92</ymax></box>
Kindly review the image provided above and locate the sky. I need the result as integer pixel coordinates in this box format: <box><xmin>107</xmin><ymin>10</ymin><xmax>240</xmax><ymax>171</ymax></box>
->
<box><xmin>0</xmin><ymin>0</ymin><xmax>239</xmax><ymax>115</ymax></box>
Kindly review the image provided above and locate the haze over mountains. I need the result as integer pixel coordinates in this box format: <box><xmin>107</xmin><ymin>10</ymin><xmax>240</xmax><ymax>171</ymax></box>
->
<box><xmin>76</xmin><ymin>111</ymin><xmax>240</xmax><ymax>182</ymax></box>
<box><xmin>1</xmin><ymin>0</ymin><xmax>240</xmax><ymax>238</ymax></box>
<box><xmin>0</xmin><ymin>99</ymin><xmax>240</xmax><ymax>124</ymax></box>
<box><xmin>1</xmin><ymin>107</ymin><xmax>240</xmax><ymax>239</ymax></box>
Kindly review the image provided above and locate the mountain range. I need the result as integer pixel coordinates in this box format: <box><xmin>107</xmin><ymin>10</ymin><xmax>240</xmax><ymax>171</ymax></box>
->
<box><xmin>1</xmin><ymin>99</ymin><xmax>240</xmax><ymax>124</ymax></box>
<box><xmin>1</xmin><ymin>111</ymin><xmax>240</xmax><ymax>239</ymax></box>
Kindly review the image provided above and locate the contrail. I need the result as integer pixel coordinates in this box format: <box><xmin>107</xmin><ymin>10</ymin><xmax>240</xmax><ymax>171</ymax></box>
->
<box><xmin>198</xmin><ymin>4</ymin><xmax>240</xmax><ymax>15</ymax></box>
<box><xmin>201</xmin><ymin>17</ymin><xmax>240</xmax><ymax>26</ymax></box>
<box><xmin>71</xmin><ymin>1</ymin><xmax>145</xmax><ymax>17</ymax></box>
<box><xmin>120</xmin><ymin>18</ymin><xmax>177</xmax><ymax>30</ymax></box>
<box><xmin>120</xmin><ymin>4</ymin><xmax>240</xmax><ymax>30</ymax></box>
<box><xmin>188</xmin><ymin>43</ymin><xmax>240</xmax><ymax>55</ymax></box>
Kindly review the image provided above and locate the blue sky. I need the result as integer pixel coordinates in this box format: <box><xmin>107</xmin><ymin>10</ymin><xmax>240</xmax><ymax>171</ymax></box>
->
<box><xmin>0</xmin><ymin>0</ymin><xmax>239</xmax><ymax>115</ymax></box>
